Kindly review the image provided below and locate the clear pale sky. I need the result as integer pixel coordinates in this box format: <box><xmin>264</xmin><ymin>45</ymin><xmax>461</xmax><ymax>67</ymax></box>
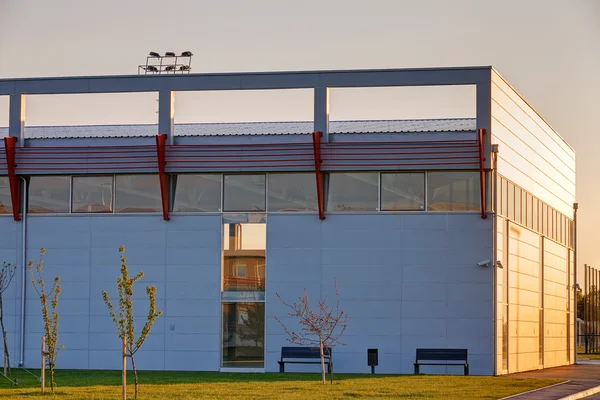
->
<box><xmin>0</xmin><ymin>0</ymin><xmax>598</xmax><ymax>276</ymax></box>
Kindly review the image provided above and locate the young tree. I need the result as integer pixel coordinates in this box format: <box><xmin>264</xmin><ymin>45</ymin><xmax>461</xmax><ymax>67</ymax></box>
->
<box><xmin>275</xmin><ymin>280</ymin><xmax>348</xmax><ymax>384</ymax></box>
<box><xmin>28</xmin><ymin>248</ymin><xmax>63</xmax><ymax>393</ymax></box>
<box><xmin>102</xmin><ymin>245</ymin><xmax>162</xmax><ymax>400</ymax></box>
<box><xmin>0</xmin><ymin>262</ymin><xmax>16</xmax><ymax>376</ymax></box>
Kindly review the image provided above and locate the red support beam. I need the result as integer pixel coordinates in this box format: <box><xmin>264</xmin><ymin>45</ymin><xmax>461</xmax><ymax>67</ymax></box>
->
<box><xmin>3</xmin><ymin>137</ymin><xmax>21</xmax><ymax>221</ymax></box>
<box><xmin>155</xmin><ymin>134</ymin><xmax>170</xmax><ymax>221</ymax></box>
<box><xmin>312</xmin><ymin>131</ymin><xmax>325</xmax><ymax>220</ymax></box>
<box><xmin>478</xmin><ymin>128</ymin><xmax>487</xmax><ymax>220</ymax></box>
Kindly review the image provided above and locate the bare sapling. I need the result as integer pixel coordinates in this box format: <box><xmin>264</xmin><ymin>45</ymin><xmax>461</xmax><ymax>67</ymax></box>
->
<box><xmin>28</xmin><ymin>248</ymin><xmax>63</xmax><ymax>393</ymax></box>
<box><xmin>275</xmin><ymin>280</ymin><xmax>348</xmax><ymax>384</ymax></box>
<box><xmin>0</xmin><ymin>262</ymin><xmax>16</xmax><ymax>376</ymax></box>
<box><xmin>102</xmin><ymin>245</ymin><xmax>162</xmax><ymax>400</ymax></box>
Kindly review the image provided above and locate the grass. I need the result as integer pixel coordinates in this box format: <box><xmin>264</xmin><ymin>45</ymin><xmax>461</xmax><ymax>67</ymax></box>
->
<box><xmin>0</xmin><ymin>369</ymin><xmax>560</xmax><ymax>399</ymax></box>
<box><xmin>577</xmin><ymin>346</ymin><xmax>600</xmax><ymax>360</ymax></box>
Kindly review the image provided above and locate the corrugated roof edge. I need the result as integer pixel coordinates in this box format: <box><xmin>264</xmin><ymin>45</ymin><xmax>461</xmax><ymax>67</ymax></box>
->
<box><xmin>2</xmin><ymin>118</ymin><xmax>477</xmax><ymax>138</ymax></box>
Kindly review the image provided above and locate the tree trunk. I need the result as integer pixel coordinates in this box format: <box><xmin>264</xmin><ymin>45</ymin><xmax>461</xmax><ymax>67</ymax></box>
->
<box><xmin>319</xmin><ymin>339</ymin><xmax>325</xmax><ymax>385</ymax></box>
<box><xmin>0</xmin><ymin>295</ymin><xmax>10</xmax><ymax>376</ymax></box>
<box><xmin>131</xmin><ymin>354</ymin><xmax>138</xmax><ymax>400</ymax></box>
<box><xmin>49</xmin><ymin>360</ymin><xmax>55</xmax><ymax>393</ymax></box>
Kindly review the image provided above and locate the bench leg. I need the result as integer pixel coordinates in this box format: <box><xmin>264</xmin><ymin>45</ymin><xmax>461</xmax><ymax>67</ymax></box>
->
<box><xmin>414</xmin><ymin>364</ymin><xmax>419</xmax><ymax>374</ymax></box>
<box><xmin>464</xmin><ymin>364</ymin><xmax>469</xmax><ymax>376</ymax></box>
<box><xmin>279</xmin><ymin>363</ymin><xmax>284</xmax><ymax>373</ymax></box>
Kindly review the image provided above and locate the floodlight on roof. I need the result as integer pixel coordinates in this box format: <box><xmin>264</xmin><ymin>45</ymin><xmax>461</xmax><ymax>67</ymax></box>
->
<box><xmin>139</xmin><ymin>51</ymin><xmax>193</xmax><ymax>75</ymax></box>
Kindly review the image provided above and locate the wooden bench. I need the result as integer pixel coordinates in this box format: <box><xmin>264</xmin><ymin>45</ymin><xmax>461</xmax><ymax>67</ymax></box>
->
<box><xmin>414</xmin><ymin>348</ymin><xmax>469</xmax><ymax>375</ymax></box>
<box><xmin>278</xmin><ymin>346</ymin><xmax>332</xmax><ymax>373</ymax></box>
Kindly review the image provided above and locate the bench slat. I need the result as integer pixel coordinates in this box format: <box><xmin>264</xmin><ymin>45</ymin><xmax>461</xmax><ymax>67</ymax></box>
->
<box><xmin>414</xmin><ymin>348</ymin><xmax>469</xmax><ymax>376</ymax></box>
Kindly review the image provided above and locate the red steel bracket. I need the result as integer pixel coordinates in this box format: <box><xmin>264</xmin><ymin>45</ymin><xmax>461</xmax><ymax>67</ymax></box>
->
<box><xmin>155</xmin><ymin>134</ymin><xmax>170</xmax><ymax>221</ymax></box>
<box><xmin>312</xmin><ymin>131</ymin><xmax>325</xmax><ymax>220</ymax></box>
<box><xmin>478</xmin><ymin>128</ymin><xmax>487</xmax><ymax>220</ymax></box>
<box><xmin>3</xmin><ymin>137</ymin><xmax>21</xmax><ymax>221</ymax></box>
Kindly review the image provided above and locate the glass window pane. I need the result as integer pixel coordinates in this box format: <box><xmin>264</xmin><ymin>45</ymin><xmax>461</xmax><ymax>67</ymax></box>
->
<box><xmin>72</xmin><ymin>176</ymin><xmax>113</xmax><ymax>213</ymax></box>
<box><xmin>115</xmin><ymin>175</ymin><xmax>161</xmax><ymax>213</ymax></box>
<box><xmin>268</xmin><ymin>173</ymin><xmax>317</xmax><ymax>212</ymax></box>
<box><xmin>0</xmin><ymin>177</ymin><xmax>12</xmax><ymax>215</ymax></box>
<box><xmin>381</xmin><ymin>172</ymin><xmax>425</xmax><ymax>211</ymax></box>
<box><xmin>427</xmin><ymin>171</ymin><xmax>480</xmax><ymax>211</ymax></box>
<box><xmin>221</xmin><ymin>302</ymin><xmax>264</xmax><ymax>368</ymax></box>
<box><xmin>223</xmin><ymin>175</ymin><xmax>265</xmax><ymax>212</ymax></box>
<box><xmin>173</xmin><ymin>174</ymin><xmax>221</xmax><ymax>212</ymax></box>
<box><xmin>327</xmin><ymin>172</ymin><xmax>378</xmax><ymax>211</ymax></box>
<box><xmin>222</xmin><ymin>214</ymin><xmax>265</xmax><ymax>301</ymax></box>
<box><xmin>29</xmin><ymin>176</ymin><xmax>70</xmax><ymax>213</ymax></box>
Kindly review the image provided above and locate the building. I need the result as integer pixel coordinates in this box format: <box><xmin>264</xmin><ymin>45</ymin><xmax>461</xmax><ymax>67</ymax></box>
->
<box><xmin>0</xmin><ymin>66</ymin><xmax>576</xmax><ymax>375</ymax></box>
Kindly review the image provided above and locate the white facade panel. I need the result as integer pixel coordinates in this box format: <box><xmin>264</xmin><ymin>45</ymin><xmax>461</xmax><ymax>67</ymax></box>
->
<box><xmin>491</xmin><ymin>70</ymin><xmax>575</xmax><ymax>217</ymax></box>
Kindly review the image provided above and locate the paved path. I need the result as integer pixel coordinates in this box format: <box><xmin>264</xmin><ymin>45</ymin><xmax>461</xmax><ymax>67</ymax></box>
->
<box><xmin>500</xmin><ymin>363</ymin><xmax>600</xmax><ymax>400</ymax></box>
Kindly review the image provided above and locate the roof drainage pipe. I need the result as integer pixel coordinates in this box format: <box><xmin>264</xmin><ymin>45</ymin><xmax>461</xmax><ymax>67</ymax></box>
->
<box><xmin>18</xmin><ymin>177</ymin><xmax>27</xmax><ymax>366</ymax></box>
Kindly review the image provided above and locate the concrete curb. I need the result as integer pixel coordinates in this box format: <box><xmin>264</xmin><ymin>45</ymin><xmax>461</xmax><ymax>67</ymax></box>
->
<box><xmin>557</xmin><ymin>384</ymin><xmax>600</xmax><ymax>400</ymax></box>
<box><xmin>498</xmin><ymin>381</ymin><xmax>572</xmax><ymax>400</ymax></box>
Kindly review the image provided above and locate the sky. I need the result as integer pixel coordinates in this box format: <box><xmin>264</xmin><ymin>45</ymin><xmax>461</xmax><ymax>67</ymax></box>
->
<box><xmin>0</xmin><ymin>0</ymin><xmax>598</xmax><ymax>275</ymax></box>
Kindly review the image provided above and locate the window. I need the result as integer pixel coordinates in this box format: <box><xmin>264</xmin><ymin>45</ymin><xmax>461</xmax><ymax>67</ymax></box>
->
<box><xmin>28</xmin><ymin>176</ymin><xmax>70</xmax><ymax>213</ymax></box>
<box><xmin>381</xmin><ymin>172</ymin><xmax>425</xmax><ymax>211</ymax></box>
<box><xmin>222</xmin><ymin>213</ymin><xmax>266</xmax><ymax>300</ymax></box>
<box><xmin>327</xmin><ymin>172</ymin><xmax>378</xmax><ymax>211</ymax></box>
<box><xmin>115</xmin><ymin>175</ymin><xmax>161</xmax><ymax>213</ymax></box>
<box><xmin>221</xmin><ymin>213</ymin><xmax>265</xmax><ymax>369</ymax></box>
<box><xmin>221</xmin><ymin>302</ymin><xmax>265</xmax><ymax>368</ymax></box>
<box><xmin>223</xmin><ymin>175</ymin><xmax>265</xmax><ymax>212</ymax></box>
<box><xmin>427</xmin><ymin>171</ymin><xmax>479</xmax><ymax>211</ymax></box>
<box><xmin>268</xmin><ymin>173</ymin><xmax>317</xmax><ymax>212</ymax></box>
<box><xmin>173</xmin><ymin>174</ymin><xmax>221</xmax><ymax>212</ymax></box>
<box><xmin>72</xmin><ymin>176</ymin><xmax>113</xmax><ymax>213</ymax></box>
<box><xmin>0</xmin><ymin>177</ymin><xmax>12</xmax><ymax>215</ymax></box>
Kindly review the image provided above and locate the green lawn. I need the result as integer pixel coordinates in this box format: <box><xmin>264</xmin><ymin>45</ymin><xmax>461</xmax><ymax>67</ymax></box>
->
<box><xmin>577</xmin><ymin>346</ymin><xmax>600</xmax><ymax>360</ymax></box>
<box><xmin>0</xmin><ymin>369</ymin><xmax>560</xmax><ymax>399</ymax></box>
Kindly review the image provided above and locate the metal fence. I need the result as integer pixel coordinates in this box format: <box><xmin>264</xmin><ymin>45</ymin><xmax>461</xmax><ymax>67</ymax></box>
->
<box><xmin>580</xmin><ymin>264</ymin><xmax>600</xmax><ymax>354</ymax></box>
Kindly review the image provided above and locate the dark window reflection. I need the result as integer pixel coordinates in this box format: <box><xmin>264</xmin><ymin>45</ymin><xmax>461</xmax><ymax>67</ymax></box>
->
<box><xmin>268</xmin><ymin>173</ymin><xmax>317</xmax><ymax>212</ymax></box>
<box><xmin>115</xmin><ymin>175</ymin><xmax>161</xmax><ymax>213</ymax></box>
<box><xmin>29</xmin><ymin>176</ymin><xmax>70</xmax><ymax>213</ymax></box>
<box><xmin>223</xmin><ymin>175</ymin><xmax>265</xmax><ymax>212</ymax></box>
<box><xmin>381</xmin><ymin>172</ymin><xmax>425</xmax><ymax>211</ymax></box>
<box><xmin>427</xmin><ymin>171</ymin><xmax>479</xmax><ymax>211</ymax></box>
<box><xmin>72</xmin><ymin>176</ymin><xmax>113</xmax><ymax>213</ymax></box>
<box><xmin>0</xmin><ymin>177</ymin><xmax>12</xmax><ymax>214</ymax></box>
<box><xmin>173</xmin><ymin>174</ymin><xmax>221</xmax><ymax>212</ymax></box>
<box><xmin>222</xmin><ymin>302</ymin><xmax>265</xmax><ymax>368</ymax></box>
<box><xmin>327</xmin><ymin>172</ymin><xmax>378</xmax><ymax>211</ymax></box>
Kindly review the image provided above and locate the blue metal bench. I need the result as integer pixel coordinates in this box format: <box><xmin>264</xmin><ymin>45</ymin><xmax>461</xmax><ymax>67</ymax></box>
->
<box><xmin>414</xmin><ymin>348</ymin><xmax>469</xmax><ymax>375</ymax></box>
<box><xmin>278</xmin><ymin>346</ymin><xmax>332</xmax><ymax>373</ymax></box>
